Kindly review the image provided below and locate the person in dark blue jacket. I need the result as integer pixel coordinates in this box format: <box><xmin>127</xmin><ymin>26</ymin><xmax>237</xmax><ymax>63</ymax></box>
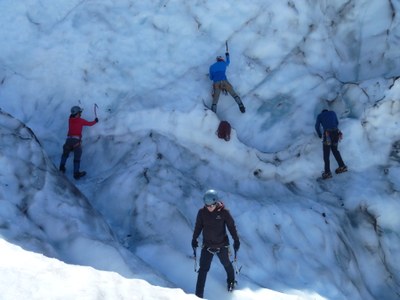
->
<box><xmin>209</xmin><ymin>52</ymin><xmax>245</xmax><ymax>113</ymax></box>
<box><xmin>315</xmin><ymin>109</ymin><xmax>347</xmax><ymax>179</ymax></box>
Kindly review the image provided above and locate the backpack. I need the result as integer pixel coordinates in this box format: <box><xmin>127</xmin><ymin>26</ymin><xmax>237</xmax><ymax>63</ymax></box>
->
<box><xmin>217</xmin><ymin>120</ymin><xmax>231</xmax><ymax>141</ymax></box>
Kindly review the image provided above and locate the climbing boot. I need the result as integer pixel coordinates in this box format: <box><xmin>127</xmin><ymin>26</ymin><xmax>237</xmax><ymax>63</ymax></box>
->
<box><xmin>321</xmin><ymin>171</ymin><xmax>332</xmax><ymax>180</ymax></box>
<box><xmin>74</xmin><ymin>171</ymin><xmax>86</xmax><ymax>180</ymax></box>
<box><xmin>335</xmin><ymin>166</ymin><xmax>348</xmax><ymax>174</ymax></box>
<box><xmin>227</xmin><ymin>280</ymin><xmax>236</xmax><ymax>292</ymax></box>
<box><xmin>59</xmin><ymin>165</ymin><xmax>66</xmax><ymax>173</ymax></box>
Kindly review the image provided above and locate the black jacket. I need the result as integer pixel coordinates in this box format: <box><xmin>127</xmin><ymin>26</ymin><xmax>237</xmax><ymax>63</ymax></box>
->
<box><xmin>192</xmin><ymin>202</ymin><xmax>239</xmax><ymax>248</ymax></box>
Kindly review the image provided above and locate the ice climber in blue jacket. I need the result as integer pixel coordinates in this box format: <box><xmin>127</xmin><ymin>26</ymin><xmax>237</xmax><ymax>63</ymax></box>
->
<box><xmin>315</xmin><ymin>109</ymin><xmax>348</xmax><ymax>179</ymax></box>
<box><xmin>209</xmin><ymin>52</ymin><xmax>245</xmax><ymax>114</ymax></box>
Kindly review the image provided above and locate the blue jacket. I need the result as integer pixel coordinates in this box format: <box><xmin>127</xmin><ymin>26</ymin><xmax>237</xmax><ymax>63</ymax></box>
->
<box><xmin>209</xmin><ymin>54</ymin><xmax>230</xmax><ymax>83</ymax></box>
<box><xmin>315</xmin><ymin>110</ymin><xmax>339</xmax><ymax>138</ymax></box>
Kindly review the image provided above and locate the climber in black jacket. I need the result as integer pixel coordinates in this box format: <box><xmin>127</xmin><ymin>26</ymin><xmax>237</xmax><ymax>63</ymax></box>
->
<box><xmin>192</xmin><ymin>189</ymin><xmax>240</xmax><ymax>298</ymax></box>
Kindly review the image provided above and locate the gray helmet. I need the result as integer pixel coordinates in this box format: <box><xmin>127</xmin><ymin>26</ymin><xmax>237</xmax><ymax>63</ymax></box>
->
<box><xmin>71</xmin><ymin>106</ymin><xmax>83</xmax><ymax>115</ymax></box>
<box><xmin>203</xmin><ymin>189</ymin><xmax>219</xmax><ymax>205</ymax></box>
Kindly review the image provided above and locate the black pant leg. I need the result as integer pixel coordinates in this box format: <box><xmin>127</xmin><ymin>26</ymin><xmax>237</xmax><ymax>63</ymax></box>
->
<box><xmin>196</xmin><ymin>248</ymin><xmax>214</xmax><ymax>298</ymax></box>
<box><xmin>323</xmin><ymin>144</ymin><xmax>331</xmax><ymax>173</ymax></box>
<box><xmin>330</xmin><ymin>130</ymin><xmax>345</xmax><ymax>167</ymax></box>
<box><xmin>216</xmin><ymin>247</ymin><xmax>235</xmax><ymax>284</ymax></box>
<box><xmin>331</xmin><ymin>145</ymin><xmax>345</xmax><ymax>168</ymax></box>
<box><xmin>60</xmin><ymin>139</ymin><xmax>74</xmax><ymax>167</ymax></box>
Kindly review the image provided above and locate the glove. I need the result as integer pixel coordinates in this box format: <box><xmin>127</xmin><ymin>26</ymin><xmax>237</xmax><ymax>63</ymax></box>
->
<box><xmin>225</xmin><ymin>52</ymin><xmax>229</xmax><ymax>56</ymax></box>
<box><xmin>95</xmin><ymin>118</ymin><xmax>99</xmax><ymax>123</ymax></box>
<box><xmin>233</xmin><ymin>240</ymin><xmax>240</xmax><ymax>252</ymax></box>
<box><xmin>191</xmin><ymin>239</ymin><xmax>198</xmax><ymax>249</ymax></box>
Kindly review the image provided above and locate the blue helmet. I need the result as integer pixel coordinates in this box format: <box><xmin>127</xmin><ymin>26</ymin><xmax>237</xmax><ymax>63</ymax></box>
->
<box><xmin>203</xmin><ymin>189</ymin><xmax>219</xmax><ymax>205</ymax></box>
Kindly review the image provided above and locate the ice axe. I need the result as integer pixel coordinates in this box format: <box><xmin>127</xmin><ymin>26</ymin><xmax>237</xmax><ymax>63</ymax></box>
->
<box><xmin>222</xmin><ymin>40</ymin><xmax>229</xmax><ymax>96</ymax></box>
<box><xmin>233</xmin><ymin>249</ymin><xmax>242</xmax><ymax>275</ymax></box>
<box><xmin>94</xmin><ymin>103</ymin><xmax>99</xmax><ymax>118</ymax></box>
<box><xmin>193</xmin><ymin>247</ymin><xmax>198</xmax><ymax>273</ymax></box>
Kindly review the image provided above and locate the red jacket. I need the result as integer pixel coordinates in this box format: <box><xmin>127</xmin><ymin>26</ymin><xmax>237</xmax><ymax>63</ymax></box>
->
<box><xmin>67</xmin><ymin>116</ymin><xmax>96</xmax><ymax>138</ymax></box>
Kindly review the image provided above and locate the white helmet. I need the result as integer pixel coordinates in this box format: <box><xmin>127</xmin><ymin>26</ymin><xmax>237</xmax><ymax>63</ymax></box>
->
<box><xmin>203</xmin><ymin>189</ymin><xmax>219</xmax><ymax>205</ymax></box>
<box><xmin>71</xmin><ymin>106</ymin><xmax>83</xmax><ymax>115</ymax></box>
